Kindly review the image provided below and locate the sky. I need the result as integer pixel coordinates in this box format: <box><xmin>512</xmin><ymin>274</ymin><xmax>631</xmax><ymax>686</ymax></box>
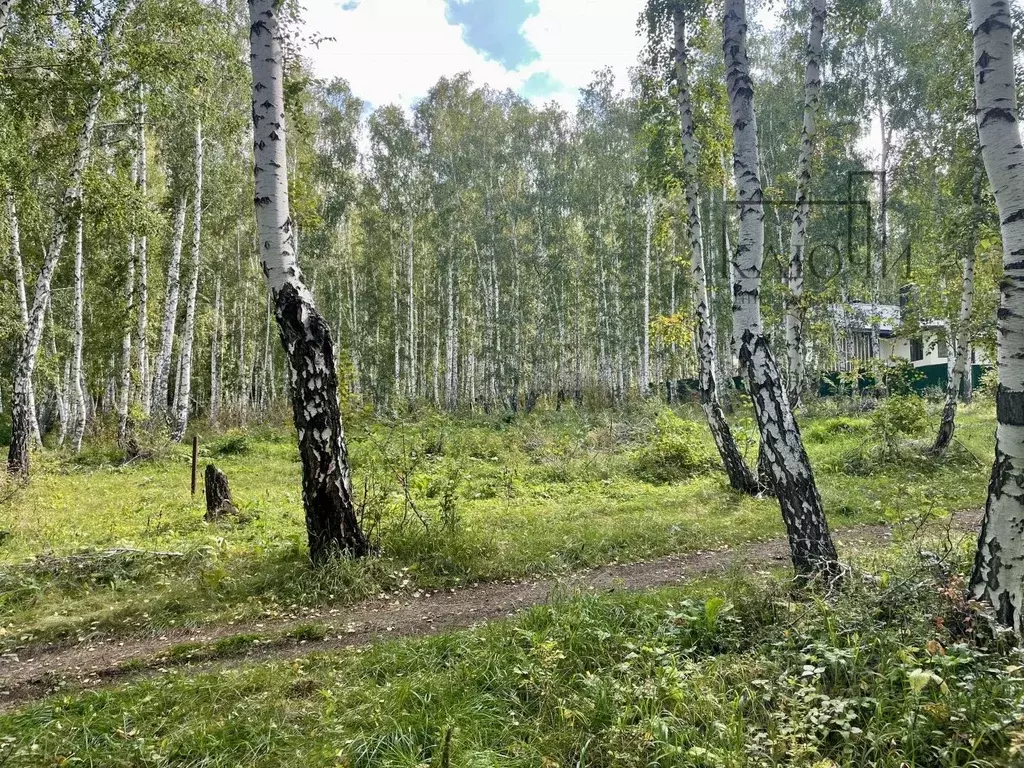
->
<box><xmin>300</xmin><ymin>0</ymin><xmax>648</xmax><ymax>113</ymax></box>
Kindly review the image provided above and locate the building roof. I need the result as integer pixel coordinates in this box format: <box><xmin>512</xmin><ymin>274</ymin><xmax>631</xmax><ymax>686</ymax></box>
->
<box><xmin>823</xmin><ymin>302</ymin><xmax>945</xmax><ymax>335</ymax></box>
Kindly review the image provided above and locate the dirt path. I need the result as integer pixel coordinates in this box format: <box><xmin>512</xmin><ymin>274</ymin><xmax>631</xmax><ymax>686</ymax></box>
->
<box><xmin>0</xmin><ymin>512</ymin><xmax>982</xmax><ymax>712</ymax></box>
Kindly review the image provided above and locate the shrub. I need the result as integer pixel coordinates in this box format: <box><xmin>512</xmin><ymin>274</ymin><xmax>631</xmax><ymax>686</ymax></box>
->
<box><xmin>870</xmin><ymin>394</ymin><xmax>928</xmax><ymax>452</ymax></box>
<box><xmin>978</xmin><ymin>367</ymin><xmax>998</xmax><ymax>401</ymax></box>
<box><xmin>804</xmin><ymin>416</ymin><xmax>868</xmax><ymax>444</ymax></box>
<box><xmin>630</xmin><ymin>411</ymin><xmax>718</xmax><ymax>483</ymax></box>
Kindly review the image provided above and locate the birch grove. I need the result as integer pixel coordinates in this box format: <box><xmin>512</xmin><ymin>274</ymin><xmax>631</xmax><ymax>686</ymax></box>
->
<box><xmin>0</xmin><ymin>0</ymin><xmax>1003</xmax><ymax>541</ymax></box>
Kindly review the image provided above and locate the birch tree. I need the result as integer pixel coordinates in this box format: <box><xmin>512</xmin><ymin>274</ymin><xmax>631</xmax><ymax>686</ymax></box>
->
<box><xmin>171</xmin><ymin>120</ymin><xmax>203</xmax><ymax>442</ymax></box>
<box><xmin>968</xmin><ymin>0</ymin><xmax>1024</xmax><ymax>630</ymax></box>
<box><xmin>71</xmin><ymin>211</ymin><xmax>86</xmax><ymax>453</ymax></box>
<box><xmin>6</xmin><ymin>192</ymin><xmax>40</xmax><ymax>447</ymax></box>
<box><xmin>785</xmin><ymin>0</ymin><xmax>826</xmax><ymax>408</ymax></box>
<box><xmin>933</xmin><ymin>159</ymin><xmax>981</xmax><ymax>454</ymax></box>
<box><xmin>248</xmin><ymin>0</ymin><xmax>368</xmax><ymax>561</ymax></box>
<box><xmin>670</xmin><ymin>0</ymin><xmax>759</xmax><ymax>494</ymax></box>
<box><xmin>135</xmin><ymin>85</ymin><xmax>151</xmax><ymax>417</ymax></box>
<box><xmin>152</xmin><ymin>196</ymin><xmax>186</xmax><ymax>416</ymax></box>
<box><xmin>723</xmin><ymin>0</ymin><xmax>839</xmax><ymax>576</ymax></box>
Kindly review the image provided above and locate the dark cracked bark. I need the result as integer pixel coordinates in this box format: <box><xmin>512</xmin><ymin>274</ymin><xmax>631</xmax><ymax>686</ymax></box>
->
<box><xmin>276</xmin><ymin>283</ymin><xmax>368</xmax><ymax>561</ymax></box>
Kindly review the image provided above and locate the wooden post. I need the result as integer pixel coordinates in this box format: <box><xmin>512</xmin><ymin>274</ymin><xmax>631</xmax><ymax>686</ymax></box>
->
<box><xmin>190</xmin><ymin>434</ymin><xmax>198</xmax><ymax>495</ymax></box>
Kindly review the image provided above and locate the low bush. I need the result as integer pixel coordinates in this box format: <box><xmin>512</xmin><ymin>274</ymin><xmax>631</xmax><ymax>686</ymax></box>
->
<box><xmin>630</xmin><ymin>411</ymin><xmax>718</xmax><ymax>483</ymax></box>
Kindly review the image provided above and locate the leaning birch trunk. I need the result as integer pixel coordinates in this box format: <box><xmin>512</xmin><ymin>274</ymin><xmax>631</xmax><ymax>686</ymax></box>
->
<box><xmin>7</xmin><ymin>192</ymin><xmax>40</xmax><ymax>448</ymax></box>
<box><xmin>933</xmin><ymin>159</ymin><xmax>980</xmax><ymax>454</ymax></box>
<box><xmin>785</xmin><ymin>0</ymin><xmax>825</xmax><ymax>408</ymax></box>
<box><xmin>248</xmin><ymin>0</ymin><xmax>368</xmax><ymax>561</ymax></box>
<box><xmin>8</xmin><ymin>0</ymin><xmax>133</xmax><ymax>474</ymax></box>
<box><xmin>71</xmin><ymin>212</ymin><xmax>86</xmax><ymax>453</ymax></box>
<box><xmin>152</xmin><ymin>196</ymin><xmax>186</xmax><ymax>417</ymax></box>
<box><xmin>969</xmin><ymin>0</ymin><xmax>1024</xmax><ymax>630</ymax></box>
<box><xmin>723</xmin><ymin>0</ymin><xmax>838</xmax><ymax>577</ymax></box>
<box><xmin>135</xmin><ymin>84</ymin><xmax>151</xmax><ymax>417</ymax></box>
<box><xmin>171</xmin><ymin>120</ymin><xmax>203</xmax><ymax>442</ymax></box>
<box><xmin>673</xmin><ymin>4</ymin><xmax>758</xmax><ymax>495</ymax></box>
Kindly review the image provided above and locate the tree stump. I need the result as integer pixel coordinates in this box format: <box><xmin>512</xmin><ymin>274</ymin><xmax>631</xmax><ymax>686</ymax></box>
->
<box><xmin>204</xmin><ymin>464</ymin><xmax>237</xmax><ymax>521</ymax></box>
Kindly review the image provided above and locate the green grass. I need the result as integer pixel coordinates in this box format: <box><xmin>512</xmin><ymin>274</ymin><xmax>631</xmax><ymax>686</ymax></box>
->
<box><xmin>0</xmin><ymin>399</ymin><xmax>996</xmax><ymax>648</ymax></box>
<box><xmin>3</xmin><ymin>542</ymin><xmax>1022</xmax><ymax>767</ymax></box>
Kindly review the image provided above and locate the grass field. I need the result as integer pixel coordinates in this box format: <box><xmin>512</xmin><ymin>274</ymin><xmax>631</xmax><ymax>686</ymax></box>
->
<box><xmin>0</xmin><ymin>397</ymin><xmax>995</xmax><ymax>650</ymax></box>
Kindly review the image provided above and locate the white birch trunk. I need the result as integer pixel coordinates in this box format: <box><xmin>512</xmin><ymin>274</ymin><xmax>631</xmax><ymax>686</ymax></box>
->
<box><xmin>71</xmin><ymin>212</ymin><xmax>86</xmax><ymax>453</ymax></box>
<box><xmin>407</xmin><ymin>216</ymin><xmax>416</xmax><ymax>399</ymax></box>
<box><xmin>6</xmin><ymin>192</ymin><xmax>40</xmax><ymax>447</ymax></box>
<box><xmin>171</xmin><ymin>120</ymin><xmax>203</xmax><ymax>442</ymax></box>
<box><xmin>210</xmin><ymin>276</ymin><xmax>221</xmax><ymax>427</ymax></box>
<box><xmin>135</xmin><ymin>84</ymin><xmax>150</xmax><ymax>417</ymax></box>
<box><xmin>248</xmin><ymin>0</ymin><xmax>367</xmax><ymax>560</ymax></box>
<box><xmin>445</xmin><ymin>259</ymin><xmax>457</xmax><ymax>410</ymax></box>
<box><xmin>673</xmin><ymin>5</ymin><xmax>758</xmax><ymax>494</ymax></box>
<box><xmin>934</xmin><ymin>160</ymin><xmax>981</xmax><ymax>454</ymax></box>
<box><xmin>969</xmin><ymin>0</ymin><xmax>1024</xmax><ymax>630</ymax></box>
<box><xmin>724</xmin><ymin>0</ymin><xmax>838</xmax><ymax>575</ymax></box>
<box><xmin>641</xmin><ymin>192</ymin><xmax>653</xmax><ymax>395</ymax></box>
<box><xmin>152</xmin><ymin>195</ymin><xmax>186</xmax><ymax>417</ymax></box>
<box><xmin>785</xmin><ymin>0</ymin><xmax>825</xmax><ymax>407</ymax></box>
<box><xmin>116</xmin><ymin>234</ymin><xmax>135</xmax><ymax>444</ymax></box>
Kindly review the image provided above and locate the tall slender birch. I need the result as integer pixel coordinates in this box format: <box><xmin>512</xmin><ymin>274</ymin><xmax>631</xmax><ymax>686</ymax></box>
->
<box><xmin>135</xmin><ymin>84</ymin><xmax>151</xmax><ymax>416</ymax></box>
<box><xmin>71</xmin><ymin>212</ymin><xmax>86</xmax><ymax>453</ymax></box>
<box><xmin>8</xmin><ymin>0</ymin><xmax>135</xmax><ymax>474</ymax></box>
<box><xmin>171</xmin><ymin>120</ymin><xmax>203</xmax><ymax>442</ymax></box>
<box><xmin>152</xmin><ymin>196</ymin><xmax>186</xmax><ymax>416</ymax></box>
<box><xmin>248</xmin><ymin>0</ymin><xmax>368</xmax><ymax>560</ymax></box>
<box><xmin>934</xmin><ymin>158</ymin><xmax>981</xmax><ymax>454</ymax></box>
<box><xmin>785</xmin><ymin>0</ymin><xmax>825</xmax><ymax>407</ymax></box>
<box><xmin>969</xmin><ymin>0</ymin><xmax>1024</xmax><ymax>629</ymax></box>
<box><xmin>672</xmin><ymin>2</ymin><xmax>759</xmax><ymax>494</ymax></box>
<box><xmin>117</xmin><ymin>236</ymin><xmax>135</xmax><ymax>445</ymax></box>
<box><xmin>407</xmin><ymin>217</ymin><xmax>416</xmax><ymax>399</ymax></box>
<box><xmin>641</xmin><ymin>191</ymin><xmax>653</xmax><ymax>395</ymax></box>
<box><xmin>724</xmin><ymin>0</ymin><xmax>838</xmax><ymax>576</ymax></box>
<box><xmin>210</xmin><ymin>276</ymin><xmax>222</xmax><ymax>427</ymax></box>
<box><xmin>6</xmin><ymin>192</ymin><xmax>40</xmax><ymax>447</ymax></box>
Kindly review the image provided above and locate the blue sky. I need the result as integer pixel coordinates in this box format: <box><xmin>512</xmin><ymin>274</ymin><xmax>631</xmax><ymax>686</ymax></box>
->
<box><xmin>444</xmin><ymin>0</ymin><xmax>541</xmax><ymax>70</ymax></box>
<box><xmin>301</xmin><ymin>0</ymin><xmax>644</xmax><ymax>110</ymax></box>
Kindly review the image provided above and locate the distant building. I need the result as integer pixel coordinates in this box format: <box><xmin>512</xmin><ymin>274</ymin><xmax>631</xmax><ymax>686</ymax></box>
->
<box><xmin>827</xmin><ymin>301</ymin><xmax>987</xmax><ymax>371</ymax></box>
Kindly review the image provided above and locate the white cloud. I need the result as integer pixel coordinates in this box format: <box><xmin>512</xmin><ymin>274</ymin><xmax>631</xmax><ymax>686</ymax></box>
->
<box><xmin>300</xmin><ymin>0</ymin><xmax>647</xmax><ymax>112</ymax></box>
<box><xmin>521</xmin><ymin>0</ymin><xmax>644</xmax><ymax>103</ymax></box>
